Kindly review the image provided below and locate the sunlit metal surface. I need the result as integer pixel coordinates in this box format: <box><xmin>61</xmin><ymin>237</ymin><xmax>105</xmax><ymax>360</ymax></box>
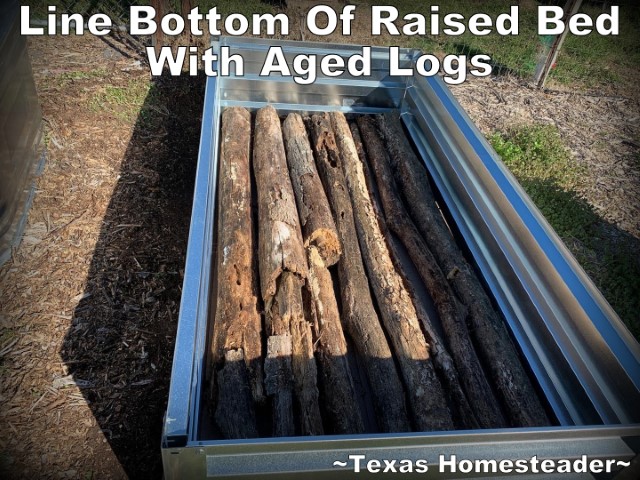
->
<box><xmin>162</xmin><ymin>37</ymin><xmax>640</xmax><ymax>479</ymax></box>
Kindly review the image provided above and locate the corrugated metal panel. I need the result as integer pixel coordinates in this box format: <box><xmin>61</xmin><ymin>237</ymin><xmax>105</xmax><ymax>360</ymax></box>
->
<box><xmin>0</xmin><ymin>0</ymin><xmax>45</xmax><ymax>266</ymax></box>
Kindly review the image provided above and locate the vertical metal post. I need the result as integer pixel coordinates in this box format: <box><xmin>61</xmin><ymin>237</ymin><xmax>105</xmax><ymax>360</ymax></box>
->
<box><xmin>533</xmin><ymin>0</ymin><xmax>583</xmax><ymax>88</ymax></box>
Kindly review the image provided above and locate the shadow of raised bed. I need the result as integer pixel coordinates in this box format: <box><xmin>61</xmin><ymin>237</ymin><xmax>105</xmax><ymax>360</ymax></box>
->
<box><xmin>62</xmin><ymin>72</ymin><xmax>205</xmax><ymax>479</ymax></box>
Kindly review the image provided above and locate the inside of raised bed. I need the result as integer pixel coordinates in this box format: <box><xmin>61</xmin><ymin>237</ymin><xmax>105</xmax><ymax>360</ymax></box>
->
<box><xmin>196</xmin><ymin>105</ymin><xmax>556</xmax><ymax>441</ymax></box>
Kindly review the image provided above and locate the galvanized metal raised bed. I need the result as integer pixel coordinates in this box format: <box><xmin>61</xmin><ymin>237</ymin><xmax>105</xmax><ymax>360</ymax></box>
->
<box><xmin>162</xmin><ymin>37</ymin><xmax>640</xmax><ymax>479</ymax></box>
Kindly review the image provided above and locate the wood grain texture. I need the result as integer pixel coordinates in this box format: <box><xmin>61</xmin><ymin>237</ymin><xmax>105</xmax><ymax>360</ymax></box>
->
<box><xmin>332</xmin><ymin>111</ymin><xmax>454</xmax><ymax>432</ymax></box>
<box><xmin>309</xmin><ymin>113</ymin><xmax>411</xmax><ymax>433</ymax></box>
<box><xmin>210</xmin><ymin>107</ymin><xmax>262</xmax><ymax>437</ymax></box>
<box><xmin>377</xmin><ymin>112</ymin><xmax>549</xmax><ymax>427</ymax></box>
<box><xmin>283</xmin><ymin>113</ymin><xmax>341</xmax><ymax>266</ymax></box>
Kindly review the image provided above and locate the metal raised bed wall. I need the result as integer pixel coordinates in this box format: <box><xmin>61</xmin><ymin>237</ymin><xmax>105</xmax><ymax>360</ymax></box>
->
<box><xmin>0</xmin><ymin>0</ymin><xmax>45</xmax><ymax>266</ymax></box>
<box><xmin>162</xmin><ymin>37</ymin><xmax>640</xmax><ymax>478</ymax></box>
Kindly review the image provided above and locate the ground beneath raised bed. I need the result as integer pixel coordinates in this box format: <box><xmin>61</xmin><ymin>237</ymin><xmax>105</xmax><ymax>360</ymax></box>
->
<box><xmin>0</xmin><ymin>31</ymin><xmax>638</xmax><ymax>479</ymax></box>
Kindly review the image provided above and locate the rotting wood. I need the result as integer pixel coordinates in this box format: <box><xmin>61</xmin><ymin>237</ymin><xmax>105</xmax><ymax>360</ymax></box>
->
<box><xmin>283</xmin><ymin>113</ymin><xmax>341</xmax><ymax>266</ymax></box>
<box><xmin>377</xmin><ymin>112</ymin><xmax>550</xmax><ymax>427</ymax></box>
<box><xmin>254</xmin><ymin>105</ymin><xmax>323</xmax><ymax>436</ymax></box>
<box><xmin>307</xmin><ymin>246</ymin><xmax>364</xmax><ymax>434</ymax></box>
<box><xmin>214</xmin><ymin>349</ymin><xmax>259</xmax><ymax>438</ymax></box>
<box><xmin>308</xmin><ymin>113</ymin><xmax>411</xmax><ymax>433</ymax></box>
<box><xmin>209</xmin><ymin>107</ymin><xmax>262</xmax><ymax>438</ymax></box>
<box><xmin>254</xmin><ymin>105</ymin><xmax>308</xmax><ymax>304</ymax></box>
<box><xmin>264</xmin><ymin>335</ymin><xmax>295</xmax><ymax>437</ymax></box>
<box><xmin>284</xmin><ymin>113</ymin><xmax>361</xmax><ymax>434</ymax></box>
<box><xmin>349</xmin><ymin>118</ymin><xmax>477</xmax><ymax>430</ymax></box>
<box><xmin>355</xmin><ymin>116</ymin><xmax>506</xmax><ymax>429</ymax></box>
<box><xmin>331</xmin><ymin>111</ymin><xmax>454</xmax><ymax>432</ymax></box>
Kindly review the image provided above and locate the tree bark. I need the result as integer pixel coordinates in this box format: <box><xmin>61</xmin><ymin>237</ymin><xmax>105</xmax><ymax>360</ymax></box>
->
<box><xmin>254</xmin><ymin>105</ymin><xmax>308</xmax><ymax>304</ymax></box>
<box><xmin>254</xmin><ymin>105</ymin><xmax>322</xmax><ymax>436</ymax></box>
<box><xmin>308</xmin><ymin>113</ymin><xmax>410</xmax><ymax>433</ymax></box>
<box><xmin>331</xmin><ymin>111</ymin><xmax>453</xmax><ymax>432</ymax></box>
<box><xmin>307</xmin><ymin>246</ymin><xmax>365</xmax><ymax>434</ymax></box>
<box><xmin>214</xmin><ymin>349</ymin><xmax>259</xmax><ymax>438</ymax></box>
<box><xmin>209</xmin><ymin>107</ymin><xmax>262</xmax><ymax>437</ymax></box>
<box><xmin>264</xmin><ymin>335</ymin><xmax>295</xmax><ymax>437</ymax></box>
<box><xmin>283</xmin><ymin>113</ymin><xmax>341</xmax><ymax>266</ymax></box>
<box><xmin>350</xmin><ymin>118</ymin><xmax>480</xmax><ymax>429</ymax></box>
<box><xmin>355</xmin><ymin>116</ymin><xmax>506</xmax><ymax>428</ymax></box>
<box><xmin>376</xmin><ymin>112</ymin><xmax>549</xmax><ymax>427</ymax></box>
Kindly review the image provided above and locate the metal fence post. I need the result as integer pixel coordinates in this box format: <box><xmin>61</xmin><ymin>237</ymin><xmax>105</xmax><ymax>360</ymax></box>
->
<box><xmin>533</xmin><ymin>0</ymin><xmax>583</xmax><ymax>88</ymax></box>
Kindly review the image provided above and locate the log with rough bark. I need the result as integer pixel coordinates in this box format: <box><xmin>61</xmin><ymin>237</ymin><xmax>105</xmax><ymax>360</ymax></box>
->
<box><xmin>355</xmin><ymin>117</ymin><xmax>506</xmax><ymax>428</ymax></box>
<box><xmin>376</xmin><ymin>112</ymin><xmax>549</xmax><ymax>427</ymax></box>
<box><xmin>331</xmin><ymin>111</ymin><xmax>453</xmax><ymax>432</ymax></box>
<box><xmin>253</xmin><ymin>105</ymin><xmax>323</xmax><ymax>436</ymax></box>
<box><xmin>307</xmin><ymin>245</ymin><xmax>365</xmax><ymax>434</ymax></box>
<box><xmin>215</xmin><ymin>349</ymin><xmax>259</xmax><ymax>438</ymax></box>
<box><xmin>349</xmin><ymin>118</ymin><xmax>480</xmax><ymax>429</ymax></box>
<box><xmin>283</xmin><ymin>113</ymin><xmax>341</xmax><ymax>266</ymax></box>
<box><xmin>264</xmin><ymin>335</ymin><xmax>294</xmax><ymax>437</ymax></box>
<box><xmin>210</xmin><ymin>107</ymin><xmax>261</xmax><ymax>437</ymax></box>
<box><xmin>309</xmin><ymin>113</ymin><xmax>410</xmax><ymax>433</ymax></box>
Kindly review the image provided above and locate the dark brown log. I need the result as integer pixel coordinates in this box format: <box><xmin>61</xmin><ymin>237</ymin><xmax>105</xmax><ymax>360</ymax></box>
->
<box><xmin>355</xmin><ymin>116</ymin><xmax>506</xmax><ymax>428</ymax></box>
<box><xmin>352</xmin><ymin>125</ymin><xmax>477</xmax><ymax>431</ymax></box>
<box><xmin>264</xmin><ymin>335</ymin><xmax>295</xmax><ymax>437</ymax></box>
<box><xmin>308</xmin><ymin>113</ymin><xmax>410</xmax><ymax>433</ymax></box>
<box><xmin>377</xmin><ymin>112</ymin><xmax>550</xmax><ymax>427</ymax></box>
<box><xmin>283</xmin><ymin>113</ymin><xmax>341</xmax><ymax>266</ymax></box>
<box><xmin>210</xmin><ymin>108</ymin><xmax>262</xmax><ymax>437</ymax></box>
<box><xmin>307</xmin><ymin>246</ymin><xmax>365</xmax><ymax>434</ymax></box>
<box><xmin>214</xmin><ymin>349</ymin><xmax>259</xmax><ymax>438</ymax></box>
<box><xmin>254</xmin><ymin>105</ymin><xmax>308</xmax><ymax>304</ymax></box>
<box><xmin>331</xmin><ymin>111</ymin><xmax>454</xmax><ymax>432</ymax></box>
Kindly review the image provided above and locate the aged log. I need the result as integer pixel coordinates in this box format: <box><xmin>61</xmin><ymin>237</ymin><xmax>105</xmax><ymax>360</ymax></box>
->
<box><xmin>331</xmin><ymin>111</ymin><xmax>453</xmax><ymax>432</ymax></box>
<box><xmin>210</xmin><ymin>107</ymin><xmax>262</xmax><ymax>437</ymax></box>
<box><xmin>254</xmin><ymin>105</ymin><xmax>308</xmax><ymax>304</ymax></box>
<box><xmin>355</xmin><ymin>117</ymin><xmax>506</xmax><ymax>428</ymax></box>
<box><xmin>307</xmin><ymin>246</ymin><xmax>365</xmax><ymax>434</ymax></box>
<box><xmin>377</xmin><ymin>112</ymin><xmax>549</xmax><ymax>427</ymax></box>
<box><xmin>264</xmin><ymin>335</ymin><xmax>295</xmax><ymax>437</ymax></box>
<box><xmin>308</xmin><ymin>113</ymin><xmax>410</xmax><ymax>433</ymax></box>
<box><xmin>349</xmin><ymin>118</ymin><xmax>480</xmax><ymax>429</ymax></box>
<box><xmin>254</xmin><ymin>105</ymin><xmax>323</xmax><ymax>436</ymax></box>
<box><xmin>283</xmin><ymin>113</ymin><xmax>341</xmax><ymax>266</ymax></box>
<box><xmin>214</xmin><ymin>349</ymin><xmax>259</xmax><ymax>438</ymax></box>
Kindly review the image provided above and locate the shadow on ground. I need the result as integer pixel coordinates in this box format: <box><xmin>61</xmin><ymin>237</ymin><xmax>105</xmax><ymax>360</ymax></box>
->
<box><xmin>62</xmin><ymin>73</ymin><xmax>205</xmax><ymax>478</ymax></box>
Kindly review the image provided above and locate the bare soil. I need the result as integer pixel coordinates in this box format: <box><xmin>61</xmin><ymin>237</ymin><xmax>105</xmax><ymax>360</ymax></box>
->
<box><xmin>1</xmin><ymin>24</ymin><xmax>638</xmax><ymax>480</ymax></box>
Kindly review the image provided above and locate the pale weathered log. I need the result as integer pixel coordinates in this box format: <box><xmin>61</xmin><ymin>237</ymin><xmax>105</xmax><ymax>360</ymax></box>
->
<box><xmin>377</xmin><ymin>112</ymin><xmax>549</xmax><ymax>427</ymax></box>
<box><xmin>214</xmin><ymin>349</ymin><xmax>259</xmax><ymax>438</ymax></box>
<box><xmin>283</xmin><ymin>113</ymin><xmax>341</xmax><ymax>266</ymax></box>
<box><xmin>355</xmin><ymin>116</ymin><xmax>506</xmax><ymax>429</ymax></box>
<box><xmin>307</xmin><ymin>246</ymin><xmax>365</xmax><ymax>434</ymax></box>
<box><xmin>331</xmin><ymin>111</ymin><xmax>454</xmax><ymax>432</ymax></box>
<box><xmin>308</xmin><ymin>113</ymin><xmax>411</xmax><ymax>433</ymax></box>
<box><xmin>349</xmin><ymin>118</ymin><xmax>480</xmax><ymax>429</ymax></box>
<box><xmin>210</xmin><ymin>107</ymin><xmax>262</xmax><ymax>438</ymax></box>
<box><xmin>254</xmin><ymin>106</ymin><xmax>323</xmax><ymax>435</ymax></box>
<box><xmin>264</xmin><ymin>335</ymin><xmax>295</xmax><ymax>437</ymax></box>
<box><xmin>254</xmin><ymin>105</ymin><xmax>308</xmax><ymax>304</ymax></box>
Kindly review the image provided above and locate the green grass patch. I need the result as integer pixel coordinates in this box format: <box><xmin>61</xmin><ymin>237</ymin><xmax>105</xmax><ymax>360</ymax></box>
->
<box><xmin>89</xmin><ymin>76</ymin><xmax>157</xmax><ymax>123</ymax></box>
<box><xmin>490</xmin><ymin>124</ymin><xmax>640</xmax><ymax>338</ymax></box>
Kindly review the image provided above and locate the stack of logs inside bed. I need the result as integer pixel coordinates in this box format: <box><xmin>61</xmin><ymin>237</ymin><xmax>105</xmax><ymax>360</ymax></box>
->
<box><xmin>209</xmin><ymin>105</ymin><xmax>550</xmax><ymax>438</ymax></box>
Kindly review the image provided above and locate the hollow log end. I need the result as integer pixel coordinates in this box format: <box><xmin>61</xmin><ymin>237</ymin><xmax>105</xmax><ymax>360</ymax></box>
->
<box><xmin>305</xmin><ymin>229</ymin><xmax>342</xmax><ymax>267</ymax></box>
